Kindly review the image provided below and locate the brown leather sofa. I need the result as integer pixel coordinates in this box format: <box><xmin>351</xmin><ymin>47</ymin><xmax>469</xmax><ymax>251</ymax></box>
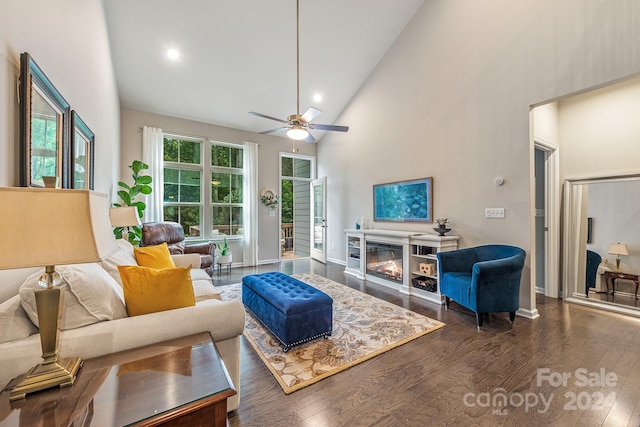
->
<box><xmin>141</xmin><ymin>222</ymin><xmax>214</xmax><ymax>276</ymax></box>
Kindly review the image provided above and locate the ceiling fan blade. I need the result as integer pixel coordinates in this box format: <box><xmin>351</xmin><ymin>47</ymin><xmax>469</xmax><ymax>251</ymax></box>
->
<box><xmin>259</xmin><ymin>127</ymin><xmax>289</xmax><ymax>135</ymax></box>
<box><xmin>304</xmin><ymin>133</ymin><xmax>317</xmax><ymax>143</ymax></box>
<box><xmin>249</xmin><ymin>111</ymin><xmax>289</xmax><ymax>124</ymax></box>
<box><xmin>300</xmin><ymin>107</ymin><xmax>322</xmax><ymax>123</ymax></box>
<box><xmin>308</xmin><ymin>123</ymin><xmax>349</xmax><ymax>132</ymax></box>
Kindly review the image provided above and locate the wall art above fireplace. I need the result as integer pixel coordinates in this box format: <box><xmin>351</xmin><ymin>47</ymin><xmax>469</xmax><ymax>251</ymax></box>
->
<box><xmin>373</xmin><ymin>177</ymin><xmax>433</xmax><ymax>223</ymax></box>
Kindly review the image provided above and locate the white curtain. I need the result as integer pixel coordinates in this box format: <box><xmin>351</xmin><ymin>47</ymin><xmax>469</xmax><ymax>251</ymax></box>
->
<box><xmin>141</xmin><ymin>126</ymin><xmax>164</xmax><ymax>223</ymax></box>
<box><xmin>243</xmin><ymin>141</ymin><xmax>259</xmax><ymax>266</ymax></box>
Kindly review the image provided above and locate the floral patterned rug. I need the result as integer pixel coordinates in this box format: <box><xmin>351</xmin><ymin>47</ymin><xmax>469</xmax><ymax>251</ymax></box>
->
<box><xmin>219</xmin><ymin>273</ymin><xmax>445</xmax><ymax>394</ymax></box>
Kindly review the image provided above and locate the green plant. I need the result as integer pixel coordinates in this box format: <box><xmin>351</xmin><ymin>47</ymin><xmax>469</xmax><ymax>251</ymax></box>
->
<box><xmin>113</xmin><ymin>160</ymin><xmax>153</xmax><ymax>245</ymax></box>
<box><xmin>215</xmin><ymin>237</ymin><xmax>230</xmax><ymax>256</ymax></box>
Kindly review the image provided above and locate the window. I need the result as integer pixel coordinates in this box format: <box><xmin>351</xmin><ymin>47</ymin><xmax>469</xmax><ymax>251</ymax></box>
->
<box><xmin>211</xmin><ymin>144</ymin><xmax>243</xmax><ymax>236</ymax></box>
<box><xmin>162</xmin><ymin>134</ymin><xmax>244</xmax><ymax>239</ymax></box>
<box><xmin>163</xmin><ymin>135</ymin><xmax>202</xmax><ymax>237</ymax></box>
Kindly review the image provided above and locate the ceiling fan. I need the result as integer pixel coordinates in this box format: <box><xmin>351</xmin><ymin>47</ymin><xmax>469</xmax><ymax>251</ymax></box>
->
<box><xmin>249</xmin><ymin>0</ymin><xmax>349</xmax><ymax>143</ymax></box>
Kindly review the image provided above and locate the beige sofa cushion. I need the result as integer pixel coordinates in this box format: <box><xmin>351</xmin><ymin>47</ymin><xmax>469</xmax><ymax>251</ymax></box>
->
<box><xmin>20</xmin><ymin>263</ymin><xmax>127</xmax><ymax>330</ymax></box>
<box><xmin>0</xmin><ymin>295</ymin><xmax>38</xmax><ymax>344</ymax></box>
<box><xmin>101</xmin><ymin>239</ymin><xmax>138</xmax><ymax>286</ymax></box>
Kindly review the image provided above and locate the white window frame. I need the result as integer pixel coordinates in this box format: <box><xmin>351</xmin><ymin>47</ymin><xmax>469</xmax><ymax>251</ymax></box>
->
<box><xmin>162</xmin><ymin>133</ymin><xmax>205</xmax><ymax>239</ymax></box>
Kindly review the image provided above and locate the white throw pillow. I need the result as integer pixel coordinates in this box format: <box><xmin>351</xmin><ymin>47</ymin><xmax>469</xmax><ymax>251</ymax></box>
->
<box><xmin>101</xmin><ymin>239</ymin><xmax>138</xmax><ymax>286</ymax></box>
<box><xmin>0</xmin><ymin>295</ymin><xmax>38</xmax><ymax>344</ymax></box>
<box><xmin>19</xmin><ymin>263</ymin><xmax>127</xmax><ymax>331</ymax></box>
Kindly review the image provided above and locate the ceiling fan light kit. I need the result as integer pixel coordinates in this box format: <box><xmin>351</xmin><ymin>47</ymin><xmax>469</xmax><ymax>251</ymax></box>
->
<box><xmin>249</xmin><ymin>0</ymin><xmax>348</xmax><ymax>142</ymax></box>
<box><xmin>287</xmin><ymin>126</ymin><xmax>309</xmax><ymax>140</ymax></box>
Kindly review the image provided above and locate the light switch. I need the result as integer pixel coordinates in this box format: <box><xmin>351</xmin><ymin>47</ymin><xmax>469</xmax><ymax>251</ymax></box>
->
<box><xmin>485</xmin><ymin>208</ymin><xmax>505</xmax><ymax>218</ymax></box>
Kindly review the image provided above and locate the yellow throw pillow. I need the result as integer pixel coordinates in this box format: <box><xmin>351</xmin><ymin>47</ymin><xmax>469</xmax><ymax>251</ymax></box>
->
<box><xmin>118</xmin><ymin>265</ymin><xmax>195</xmax><ymax>317</ymax></box>
<box><xmin>134</xmin><ymin>243</ymin><xmax>176</xmax><ymax>269</ymax></box>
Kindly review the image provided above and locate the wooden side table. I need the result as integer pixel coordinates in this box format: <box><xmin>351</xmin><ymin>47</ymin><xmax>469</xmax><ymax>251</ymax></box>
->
<box><xmin>604</xmin><ymin>270</ymin><xmax>640</xmax><ymax>299</ymax></box>
<box><xmin>1</xmin><ymin>332</ymin><xmax>236</xmax><ymax>426</ymax></box>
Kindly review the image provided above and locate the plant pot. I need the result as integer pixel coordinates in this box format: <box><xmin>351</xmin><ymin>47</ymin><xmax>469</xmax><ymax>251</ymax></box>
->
<box><xmin>216</xmin><ymin>253</ymin><xmax>232</xmax><ymax>265</ymax></box>
<box><xmin>433</xmin><ymin>226</ymin><xmax>451</xmax><ymax>236</ymax></box>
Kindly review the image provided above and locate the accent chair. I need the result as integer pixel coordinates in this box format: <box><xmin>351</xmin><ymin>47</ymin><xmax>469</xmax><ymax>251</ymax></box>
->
<box><xmin>585</xmin><ymin>250</ymin><xmax>602</xmax><ymax>297</ymax></box>
<box><xmin>437</xmin><ymin>244</ymin><xmax>526</xmax><ymax>330</ymax></box>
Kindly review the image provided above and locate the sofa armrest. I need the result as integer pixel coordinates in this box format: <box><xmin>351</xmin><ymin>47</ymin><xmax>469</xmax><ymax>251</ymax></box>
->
<box><xmin>171</xmin><ymin>253</ymin><xmax>201</xmax><ymax>269</ymax></box>
<box><xmin>0</xmin><ymin>300</ymin><xmax>245</xmax><ymax>395</ymax></box>
<box><xmin>185</xmin><ymin>242</ymin><xmax>214</xmax><ymax>256</ymax></box>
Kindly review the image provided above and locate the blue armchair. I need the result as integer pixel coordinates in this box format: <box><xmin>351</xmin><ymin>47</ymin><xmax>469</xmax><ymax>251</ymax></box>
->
<box><xmin>437</xmin><ymin>244</ymin><xmax>526</xmax><ymax>329</ymax></box>
<box><xmin>585</xmin><ymin>250</ymin><xmax>602</xmax><ymax>297</ymax></box>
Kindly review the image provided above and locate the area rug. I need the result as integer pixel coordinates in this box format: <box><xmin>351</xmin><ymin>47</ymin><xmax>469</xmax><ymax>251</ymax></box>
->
<box><xmin>219</xmin><ymin>273</ymin><xmax>445</xmax><ymax>394</ymax></box>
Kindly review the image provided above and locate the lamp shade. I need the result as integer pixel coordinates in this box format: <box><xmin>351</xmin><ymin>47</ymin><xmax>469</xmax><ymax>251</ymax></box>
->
<box><xmin>0</xmin><ymin>188</ymin><xmax>118</xmax><ymax>270</ymax></box>
<box><xmin>109</xmin><ymin>206</ymin><xmax>142</xmax><ymax>227</ymax></box>
<box><xmin>608</xmin><ymin>243</ymin><xmax>629</xmax><ymax>256</ymax></box>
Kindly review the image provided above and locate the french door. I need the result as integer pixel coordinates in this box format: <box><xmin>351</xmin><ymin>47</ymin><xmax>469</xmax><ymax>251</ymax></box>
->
<box><xmin>310</xmin><ymin>177</ymin><xmax>327</xmax><ymax>263</ymax></box>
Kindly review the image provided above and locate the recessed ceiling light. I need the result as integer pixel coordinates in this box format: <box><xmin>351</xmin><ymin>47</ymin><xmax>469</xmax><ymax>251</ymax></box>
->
<box><xmin>167</xmin><ymin>49</ymin><xmax>180</xmax><ymax>61</ymax></box>
<box><xmin>313</xmin><ymin>93</ymin><xmax>323</xmax><ymax>103</ymax></box>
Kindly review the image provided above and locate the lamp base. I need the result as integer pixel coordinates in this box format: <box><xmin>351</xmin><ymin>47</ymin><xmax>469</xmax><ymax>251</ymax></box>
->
<box><xmin>9</xmin><ymin>357</ymin><xmax>83</xmax><ymax>401</ymax></box>
<box><xmin>616</xmin><ymin>258</ymin><xmax>621</xmax><ymax>270</ymax></box>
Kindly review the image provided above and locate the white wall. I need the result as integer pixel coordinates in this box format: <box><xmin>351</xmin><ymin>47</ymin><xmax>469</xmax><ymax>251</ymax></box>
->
<box><xmin>559</xmin><ymin>75</ymin><xmax>640</xmax><ymax>180</ymax></box>
<box><xmin>587</xmin><ymin>180</ymin><xmax>640</xmax><ymax>276</ymax></box>
<box><xmin>0</xmin><ymin>0</ymin><xmax>120</xmax><ymax>194</ymax></box>
<box><xmin>119</xmin><ymin>107</ymin><xmax>317</xmax><ymax>263</ymax></box>
<box><xmin>318</xmin><ymin>0</ymin><xmax>640</xmax><ymax>313</ymax></box>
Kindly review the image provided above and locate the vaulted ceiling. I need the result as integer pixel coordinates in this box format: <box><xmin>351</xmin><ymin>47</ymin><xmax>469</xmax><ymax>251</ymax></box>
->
<box><xmin>103</xmin><ymin>0</ymin><xmax>424</xmax><ymax>140</ymax></box>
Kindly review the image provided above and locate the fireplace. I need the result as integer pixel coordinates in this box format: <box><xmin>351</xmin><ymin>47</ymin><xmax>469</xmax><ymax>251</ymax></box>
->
<box><xmin>366</xmin><ymin>241</ymin><xmax>403</xmax><ymax>284</ymax></box>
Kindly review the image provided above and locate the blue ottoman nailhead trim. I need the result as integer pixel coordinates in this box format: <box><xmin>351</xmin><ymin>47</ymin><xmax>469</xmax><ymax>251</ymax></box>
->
<box><xmin>242</xmin><ymin>272</ymin><xmax>333</xmax><ymax>352</ymax></box>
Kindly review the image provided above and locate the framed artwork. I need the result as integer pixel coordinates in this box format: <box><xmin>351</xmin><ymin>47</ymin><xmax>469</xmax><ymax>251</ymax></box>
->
<box><xmin>19</xmin><ymin>52</ymin><xmax>70</xmax><ymax>188</ymax></box>
<box><xmin>373</xmin><ymin>177</ymin><xmax>433</xmax><ymax>223</ymax></box>
<box><xmin>587</xmin><ymin>217</ymin><xmax>593</xmax><ymax>244</ymax></box>
<box><xmin>70</xmin><ymin>111</ymin><xmax>95</xmax><ymax>190</ymax></box>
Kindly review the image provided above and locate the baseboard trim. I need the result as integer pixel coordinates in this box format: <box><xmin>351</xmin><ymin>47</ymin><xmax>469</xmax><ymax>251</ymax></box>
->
<box><xmin>566</xmin><ymin>297</ymin><xmax>640</xmax><ymax>318</ymax></box>
<box><xmin>327</xmin><ymin>256</ymin><xmax>345</xmax><ymax>266</ymax></box>
<box><xmin>516</xmin><ymin>307</ymin><xmax>540</xmax><ymax>319</ymax></box>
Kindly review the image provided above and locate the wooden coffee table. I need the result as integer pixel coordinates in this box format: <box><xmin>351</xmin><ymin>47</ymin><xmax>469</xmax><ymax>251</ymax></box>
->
<box><xmin>1</xmin><ymin>332</ymin><xmax>236</xmax><ymax>426</ymax></box>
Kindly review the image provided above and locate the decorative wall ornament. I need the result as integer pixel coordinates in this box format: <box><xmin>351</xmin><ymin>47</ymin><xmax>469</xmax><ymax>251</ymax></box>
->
<box><xmin>261</xmin><ymin>189</ymin><xmax>279</xmax><ymax>209</ymax></box>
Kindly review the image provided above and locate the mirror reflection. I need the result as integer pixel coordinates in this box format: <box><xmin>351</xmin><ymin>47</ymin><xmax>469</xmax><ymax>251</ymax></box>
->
<box><xmin>30</xmin><ymin>86</ymin><xmax>63</xmax><ymax>185</ymax></box>
<box><xmin>20</xmin><ymin>52</ymin><xmax>70</xmax><ymax>188</ymax></box>
<box><xmin>564</xmin><ymin>175</ymin><xmax>640</xmax><ymax>310</ymax></box>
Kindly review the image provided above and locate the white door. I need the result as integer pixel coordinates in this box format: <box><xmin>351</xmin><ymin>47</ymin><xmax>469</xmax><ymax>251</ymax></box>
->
<box><xmin>310</xmin><ymin>177</ymin><xmax>327</xmax><ymax>263</ymax></box>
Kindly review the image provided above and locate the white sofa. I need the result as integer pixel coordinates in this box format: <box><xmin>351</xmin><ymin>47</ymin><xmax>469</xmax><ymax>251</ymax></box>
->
<box><xmin>0</xmin><ymin>240</ymin><xmax>245</xmax><ymax>413</ymax></box>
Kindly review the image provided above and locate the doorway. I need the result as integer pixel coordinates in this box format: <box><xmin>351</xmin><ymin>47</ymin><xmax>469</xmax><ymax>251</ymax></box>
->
<box><xmin>280</xmin><ymin>154</ymin><xmax>315</xmax><ymax>260</ymax></box>
<box><xmin>533</xmin><ymin>139</ymin><xmax>560</xmax><ymax>298</ymax></box>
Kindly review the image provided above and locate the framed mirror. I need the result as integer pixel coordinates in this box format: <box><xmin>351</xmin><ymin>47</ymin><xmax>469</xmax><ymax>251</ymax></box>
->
<box><xmin>19</xmin><ymin>52</ymin><xmax>70</xmax><ymax>188</ymax></box>
<box><xmin>563</xmin><ymin>173</ymin><xmax>640</xmax><ymax>314</ymax></box>
<box><xmin>70</xmin><ymin>111</ymin><xmax>95</xmax><ymax>190</ymax></box>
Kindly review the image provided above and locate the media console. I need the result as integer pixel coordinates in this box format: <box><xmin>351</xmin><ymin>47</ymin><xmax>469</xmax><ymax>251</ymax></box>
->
<box><xmin>344</xmin><ymin>229</ymin><xmax>459</xmax><ymax>304</ymax></box>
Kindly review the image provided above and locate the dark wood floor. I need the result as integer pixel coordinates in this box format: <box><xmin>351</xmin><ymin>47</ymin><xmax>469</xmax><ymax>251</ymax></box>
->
<box><xmin>216</xmin><ymin>260</ymin><xmax>640</xmax><ymax>427</ymax></box>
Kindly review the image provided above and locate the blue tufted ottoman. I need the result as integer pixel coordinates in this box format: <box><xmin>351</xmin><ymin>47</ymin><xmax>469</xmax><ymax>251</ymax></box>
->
<box><xmin>242</xmin><ymin>272</ymin><xmax>333</xmax><ymax>352</ymax></box>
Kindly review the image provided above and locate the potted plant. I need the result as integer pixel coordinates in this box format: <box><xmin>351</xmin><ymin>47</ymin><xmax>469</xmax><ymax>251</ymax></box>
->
<box><xmin>215</xmin><ymin>237</ymin><xmax>232</xmax><ymax>265</ymax></box>
<box><xmin>112</xmin><ymin>160</ymin><xmax>152</xmax><ymax>245</ymax></box>
<box><xmin>433</xmin><ymin>218</ymin><xmax>451</xmax><ymax>236</ymax></box>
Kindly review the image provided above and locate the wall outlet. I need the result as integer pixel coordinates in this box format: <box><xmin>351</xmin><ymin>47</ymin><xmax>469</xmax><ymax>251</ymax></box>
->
<box><xmin>485</xmin><ymin>208</ymin><xmax>505</xmax><ymax>218</ymax></box>
<box><xmin>331</xmin><ymin>243</ymin><xmax>335</xmax><ymax>250</ymax></box>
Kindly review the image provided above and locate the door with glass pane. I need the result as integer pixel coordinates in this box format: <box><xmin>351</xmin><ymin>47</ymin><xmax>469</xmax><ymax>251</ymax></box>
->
<box><xmin>281</xmin><ymin>155</ymin><xmax>313</xmax><ymax>259</ymax></box>
<box><xmin>311</xmin><ymin>177</ymin><xmax>327</xmax><ymax>263</ymax></box>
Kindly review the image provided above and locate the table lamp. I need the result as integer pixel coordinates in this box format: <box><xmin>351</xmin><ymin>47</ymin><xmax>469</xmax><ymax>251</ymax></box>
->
<box><xmin>109</xmin><ymin>206</ymin><xmax>141</xmax><ymax>242</ymax></box>
<box><xmin>608</xmin><ymin>243</ymin><xmax>629</xmax><ymax>270</ymax></box>
<box><xmin>0</xmin><ymin>188</ymin><xmax>118</xmax><ymax>400</ymax></box>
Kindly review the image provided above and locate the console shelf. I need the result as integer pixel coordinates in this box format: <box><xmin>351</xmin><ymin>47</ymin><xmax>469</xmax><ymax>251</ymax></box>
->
<box><xmin>344</xmin><ymin>229</ymin><xmax>459</xmax><ymax>304</ymax></box>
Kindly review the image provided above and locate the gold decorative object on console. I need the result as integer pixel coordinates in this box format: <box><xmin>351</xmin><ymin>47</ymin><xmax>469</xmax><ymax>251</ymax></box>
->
<box><xmin>608</xmin><ymin>243</ymin><xmax>629</xmax><ymax>271</ymax></box>
<box><xmin>0</xmin><ymin>188</ymin><xmax>117</xmax><ymax>400</ymax></box>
